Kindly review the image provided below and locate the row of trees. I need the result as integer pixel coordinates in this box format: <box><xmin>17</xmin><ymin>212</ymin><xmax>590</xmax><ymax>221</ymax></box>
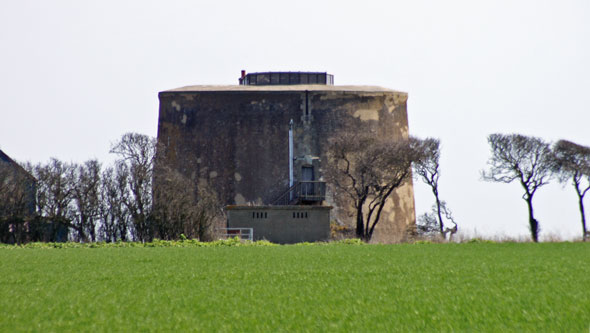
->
<box><xmin>0</xmin><ymin>133</ymin><xmax>220</xmax><ymax>244</ymax></box>
<box><xmin>483</xmin><ymin>134</ymin><xmax>590</xmax><ymax>242</ymax></box>
<box><xmin>3</xmin><ymin>131</ymin><xmax>588</xmax><ymax>244</ymax></box>
<box><xmin>325</xmin><ymin>131</ymin><xmax>590</xmax><ymax>243</ymax></box>
<box><xmin>3</xmin><ymin>130</ymin><xmax>453</xmax><ymax>244</ymax></box>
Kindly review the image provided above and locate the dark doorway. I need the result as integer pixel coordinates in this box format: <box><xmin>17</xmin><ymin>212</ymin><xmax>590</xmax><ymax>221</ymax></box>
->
<box><xmin>301</xmin><ymin>166</ymin><xmax>314</xmax><ymax>196</ymax></box>
<box><xmin>302</xmin><ymin>166</ymin><xmax>314</xmax><ymax>181</ymax></box>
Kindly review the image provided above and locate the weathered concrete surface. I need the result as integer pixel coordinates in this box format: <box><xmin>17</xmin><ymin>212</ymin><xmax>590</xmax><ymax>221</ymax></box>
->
<box><xmin>156</xmin><ymin>85</ymin><xmax>415</xmax><ymax>243</ymax></box>
<box><xmin>226</xmin><ymin>205</ymin><xmax>331</xmax><ymax>244</ymax></box>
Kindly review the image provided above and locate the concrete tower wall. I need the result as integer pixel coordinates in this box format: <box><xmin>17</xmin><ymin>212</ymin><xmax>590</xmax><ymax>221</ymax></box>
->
<box><xmin>156</xmin><ymin>84</ymin><xmax>415</xmax><ymax>243</ymax></box>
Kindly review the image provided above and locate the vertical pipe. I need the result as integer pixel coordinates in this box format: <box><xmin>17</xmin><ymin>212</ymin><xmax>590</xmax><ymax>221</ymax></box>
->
<box><xmin>289</xmin><ymin>119</ymin><xmax>294</xmax><ymax>201</ymax></box>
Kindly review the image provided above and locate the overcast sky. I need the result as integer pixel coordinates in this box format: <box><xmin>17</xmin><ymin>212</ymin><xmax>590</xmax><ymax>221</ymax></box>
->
<box><xmin>1</xmin><ymin>0</ymin><xmax>589</xmax><ymax>240</ymax></box>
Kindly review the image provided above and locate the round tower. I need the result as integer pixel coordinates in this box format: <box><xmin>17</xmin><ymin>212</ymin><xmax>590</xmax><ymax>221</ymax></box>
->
<box><xmin>156</xmin><ymin>71</ymin><xmax>414</xmax><ymax>243</ymax></box>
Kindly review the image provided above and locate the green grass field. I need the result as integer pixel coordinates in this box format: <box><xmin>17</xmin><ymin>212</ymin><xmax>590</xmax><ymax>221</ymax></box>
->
<box><xmin>1</xmin><ymin>242</ymin><xmax>589</xmax><ymax>331</ymax></box>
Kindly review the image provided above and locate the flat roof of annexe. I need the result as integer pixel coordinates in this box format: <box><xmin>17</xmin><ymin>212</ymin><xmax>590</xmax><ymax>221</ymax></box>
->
<box><xmin>226</xmin><ymin>205</ymin><xmax>333</xmax><ymax>211</ymax></box>
<box><xmin>161</xmin><ymin>85</ymin><xmax>407</xmax><ymax>94</ymax></box>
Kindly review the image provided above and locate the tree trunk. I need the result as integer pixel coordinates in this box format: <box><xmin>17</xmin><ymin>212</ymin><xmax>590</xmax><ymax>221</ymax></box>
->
<box><xmin>356</xmin><ymin>204</ymin><xmax>364</xmax><ymax>239</ymax></box>
<box><xmin>434</xmin><ymin>191</ymin><xmax>444</xmax><ymax>236</ymax></box>
<box><xmin>119</xmin><ymin>223</ymin><xmax>127</xmax><ymax>242</ymax></box>
<box><xmin>90</xmin><ymin>222</ymin><xmax>96</xmax><ymax>242</ymax></box>
<box><xmin>355</xmin><ymin>194</ymin><xmax>368</xmax><ymax>240</ymax></box>
<box><xmin>578</xmin><ymin>194</ymin><xmax>587</xmax><ymax>242</ymax></box>
<box><xmin>367</xmin><ymin>183</ymin><xmax>400</xmax><ymax>241</ymax></box>
<box><xmin>526</xmin><ymin>197</ymin><xmax>539</xmax><ymax>242</ymax></box>
<box><xmin>572</xmin><ymin>176</ymin><xmax>588</xmax><ymax>242</ymax></box>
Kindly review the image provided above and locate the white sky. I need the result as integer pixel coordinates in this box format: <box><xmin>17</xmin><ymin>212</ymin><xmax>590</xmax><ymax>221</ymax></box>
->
<box><xmin>1</xmin><ymin>0</ymin><xmax>589</xmax><ymax>240</ymax></box>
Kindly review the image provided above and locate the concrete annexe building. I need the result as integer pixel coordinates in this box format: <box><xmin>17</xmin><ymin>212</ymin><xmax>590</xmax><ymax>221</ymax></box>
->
<box><xmin>156</xmin><ymin>72</ymin><xmax>416</xmax><ymax>243</ymax></box>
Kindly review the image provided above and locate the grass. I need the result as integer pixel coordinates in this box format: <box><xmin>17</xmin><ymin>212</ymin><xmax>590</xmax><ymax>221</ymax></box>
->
<box><xmin>1</xmin><ymin>242</ymin><xmax>589</xmax><ymax>331</ymax></box>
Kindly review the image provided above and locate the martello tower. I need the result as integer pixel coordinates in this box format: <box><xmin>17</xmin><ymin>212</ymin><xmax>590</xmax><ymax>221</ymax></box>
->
<box><xmin>156</xmin><ymin>71</ymin><xmax>415</xmax><ymax>243</ymax></box>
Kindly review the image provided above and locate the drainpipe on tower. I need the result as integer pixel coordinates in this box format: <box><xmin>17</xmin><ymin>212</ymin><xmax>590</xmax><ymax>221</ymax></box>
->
<box><xmin>289</xmin><ymin>119</ymin><xmax>294</xmax><ymax>201</ymax></box>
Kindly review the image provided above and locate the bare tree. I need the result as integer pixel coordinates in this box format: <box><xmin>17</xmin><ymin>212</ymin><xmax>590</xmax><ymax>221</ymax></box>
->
<box><xmin>482</xmin><ymin>134</ymin><xmax>554</xmax><ymax>242</ymax></box>
<box><xmin>98</xmin><ymin>164</ymin><xmax>131</xmax><ymax>242</ymax></box>
<box><xmin>33</xmin><ymin>158</ymin><xmax>79</xmax><ymax>240</ymax></box>
<box><xmin>152</xmin><ymin>167</ymin><xmax>220</xmax><ymax>240</ymax></box>
<box><xmin>552</xmin><ymin>140</ymin><xmax>590</xmax><ymax>241</ymax></box>
<box><xmin>110</xmin><ymin>133</ymin><xmax>156</xmax><ymax>242</ymax></box>
<box><xmin>413</xmin><ymin>138</ymin><xmax>457</xmax><ymax>237</ymax></box>
<box><xmin>417</xmin><ymin>201</ymin><xmax>457</xmax><ymax>241</ymax></box>
<box><xmin>112</xmin><ymin>163</ymin><xmax>132</xmax><ymax>241</ymax></box>
<box><xmin>98</xmin><ymin>167</ymin><xmax>116</xmax><ymax>242</ymax></box>
<box><xmin>325</xmin><ymin>132</ymin><xmax>424</xmax><ymax>241</ymax></box>
<box><xmin>72</xmin><ymin>160</ymin><xmax>102</xmax><ymax>242</ymax></box>
<box><xmin>152</xmin><ymin>168</ymin><xmax>196</xmax><ymax>240</ymax></box>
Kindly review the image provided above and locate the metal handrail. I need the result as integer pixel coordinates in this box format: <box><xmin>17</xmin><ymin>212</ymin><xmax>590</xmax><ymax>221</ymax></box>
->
<box><xmin>271</xmin><ymin>182</ymin><xmax>298</xmax><ymax>205</ymax></box>
<box><xmin>218</xmin><ymin>227</ymin><xmax>253</xmax><ymax>241</ymax></box>
<box><xmin>271</xmin><ymin>181</ymin><xmax>326</xmax><ymax>205</ymax></box>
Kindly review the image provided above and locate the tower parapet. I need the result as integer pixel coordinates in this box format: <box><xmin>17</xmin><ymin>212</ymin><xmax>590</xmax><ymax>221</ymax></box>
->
<box><xmin>239</xmin><ymin>71</ymin><xmax>334</xmax><ymax>86</ymax></box>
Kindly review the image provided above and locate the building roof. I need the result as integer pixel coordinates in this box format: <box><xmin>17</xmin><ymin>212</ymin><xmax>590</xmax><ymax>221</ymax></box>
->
<box><xmin>0</xmin><ymin>149</ymin><xmax>15</xmax><ymax>164</ymax></box>
<box><xmin>0</xmin><ymin>148</ymin><xmax>35</xmax><ymax>181</ymax></box>
<box><xmin>161</xmin><ymin>85</ymin><xmax>406</xmax><ymax>94</ymax></box>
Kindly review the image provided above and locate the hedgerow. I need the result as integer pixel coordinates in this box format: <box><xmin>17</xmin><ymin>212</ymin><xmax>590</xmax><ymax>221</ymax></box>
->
<box><xmin>0</xmin><ymin>237</ymin><xmax>366</xmax><ymax>249</ymax></box>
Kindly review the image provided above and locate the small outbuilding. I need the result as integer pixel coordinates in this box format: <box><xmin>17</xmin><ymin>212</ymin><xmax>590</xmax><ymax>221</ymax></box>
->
<box><xmin>226</xmin><ymin>205</ymin><xmax>331</xmax><ymax>244</ymax></box>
